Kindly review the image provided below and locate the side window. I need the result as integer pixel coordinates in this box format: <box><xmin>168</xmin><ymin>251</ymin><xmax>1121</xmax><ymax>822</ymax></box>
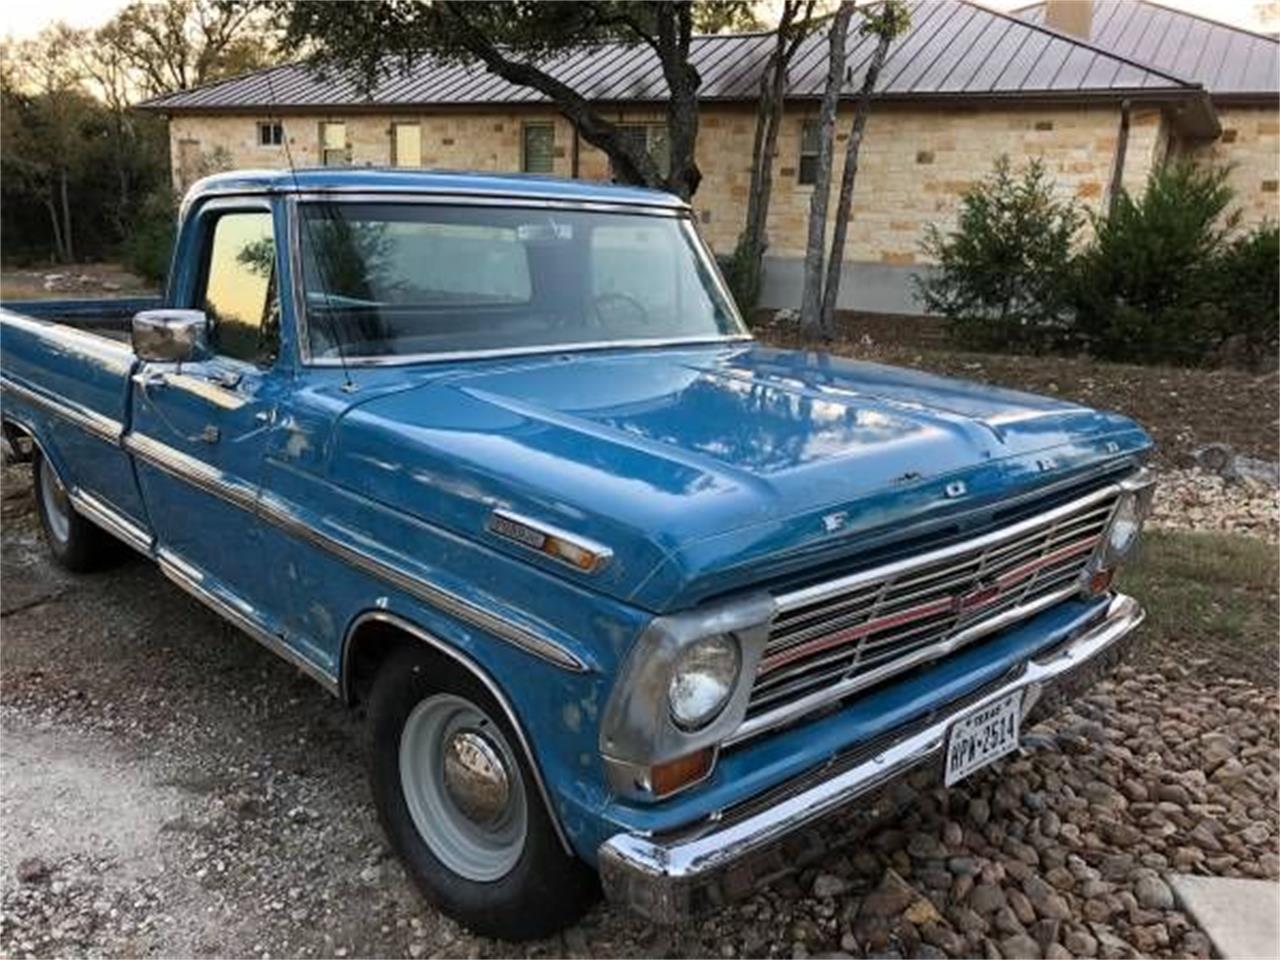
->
<box><xmin>257</xmin><ymin>121</ymin><xmax>283</xmax><ymax>146</ymax></box>
<box><xmin>320</xmin><ymin>122</ymin><xmax>349</xmax><ymax>166</ymax></box>
<box><xmin>522</xmin><ymin>123</ymin><xmax>555</xmax><ymax>173</ymax></box>
<box><xmin>200</xmin><ymin>211</ymin><xmax>279</xmax><ymax>366</ymax></box>
<box><xmin>798</xmin><ymin>119</ymin><xmax>820</xmax><ymax>185</ymax></box>
<box><xmin>392</xmin><ymin>123</ymin><xmax>421</xmax><ymax>167</ymax></box>
<box><xmin>612</xmin><ymin>124</ymin><xmax>670</xmax><ymax>179</ymax></box>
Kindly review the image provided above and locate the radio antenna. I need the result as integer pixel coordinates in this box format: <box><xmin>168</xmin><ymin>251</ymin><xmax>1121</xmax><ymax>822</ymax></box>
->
<box><xmin>263</xmin><ymin>66</ymin><xmax>357</xmax><ymax>393</ymax></box>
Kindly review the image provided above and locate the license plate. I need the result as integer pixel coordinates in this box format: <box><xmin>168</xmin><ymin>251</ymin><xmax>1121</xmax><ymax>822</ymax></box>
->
<box><xmin>944</xmin><ymin>691</ymin><xmax>1022</xmax><ymax>786</ymax></box>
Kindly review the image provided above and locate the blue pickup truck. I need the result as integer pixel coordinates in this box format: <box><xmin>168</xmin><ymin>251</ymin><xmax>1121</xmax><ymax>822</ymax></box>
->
<box><xmin>0</xmin><ymin>169</ymin><xmax>1154</xmax><ymax>938</ymax></box>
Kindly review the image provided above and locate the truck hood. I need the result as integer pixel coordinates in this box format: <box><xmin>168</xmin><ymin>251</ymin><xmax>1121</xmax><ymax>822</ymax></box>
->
<box><xmin>327</xmin><ymin>344</ymin><xmax>1150</xmax><ymax>610</ymax></box>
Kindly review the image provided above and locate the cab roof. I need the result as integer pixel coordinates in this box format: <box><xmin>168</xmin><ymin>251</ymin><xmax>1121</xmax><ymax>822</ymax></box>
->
<box><xmin>186</xmin><ymin>168</ymin><xmax>687</xmax><ymax>209</ymax></box>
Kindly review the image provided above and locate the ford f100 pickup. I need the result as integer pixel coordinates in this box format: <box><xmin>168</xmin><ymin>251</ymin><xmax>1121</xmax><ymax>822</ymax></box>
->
<box><xmin>0</xmin><ymin>169</ymin><xmax>1154</xmax><ymax>939</ymax></box>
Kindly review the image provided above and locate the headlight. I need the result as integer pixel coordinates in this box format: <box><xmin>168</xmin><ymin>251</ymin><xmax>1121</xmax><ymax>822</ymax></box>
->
<box><xmin>667</xmin><ymin>634</ymin><xmax>741</xmax><ymax>730</ymax></box>
<box><xmin>1106</xmin><ymin>493</ymin><xmax>1141</xmax><ymax>559</ymax></box>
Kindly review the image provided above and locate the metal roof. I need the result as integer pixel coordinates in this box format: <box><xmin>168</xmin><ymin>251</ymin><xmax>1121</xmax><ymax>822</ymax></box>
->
<box><xmin>1015</xmin><ymin>1</ymin><xmax>1279</xmax><ymax>97</ymax></box>
<box><xmin>141</xmin><ymin>0</ymin><xmax>1202</xmax><ymax>113</ymax></box>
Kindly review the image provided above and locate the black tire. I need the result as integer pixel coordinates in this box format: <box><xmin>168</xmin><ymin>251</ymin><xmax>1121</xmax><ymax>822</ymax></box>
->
<box><xmin>31</xmin><ymin>448</ymin><xmax>119</xmax><ymax>573</ymax></box>
<box><xmin>367</xmin><ymin>645</ymin><xmax>599</xmax><ymax>940</ymax></box>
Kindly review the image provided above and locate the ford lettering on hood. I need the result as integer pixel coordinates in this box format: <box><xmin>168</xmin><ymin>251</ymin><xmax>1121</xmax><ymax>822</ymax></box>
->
<box><xmin>327</xmin><ymin>343</ymin><xmax>1149</xmax><ymax>609</ymax></box>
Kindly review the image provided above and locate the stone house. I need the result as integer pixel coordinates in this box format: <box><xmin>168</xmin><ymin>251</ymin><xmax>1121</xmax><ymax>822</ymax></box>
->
<box><xmin>140</xmin><ymin>0</ymin><xmax>1278</xmax><ymax>316</ymax></box>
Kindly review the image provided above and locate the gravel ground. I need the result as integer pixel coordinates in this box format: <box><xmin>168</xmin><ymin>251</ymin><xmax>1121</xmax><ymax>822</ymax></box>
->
<box><xmin>2</xmin><ymin>458</ymin><xmax>1277</xmax><ymax>959</ymax></box>
<box><xmin>1150</xmin><ymin>469</ymin><xmax>1279</xmax><ymax>542</ymax></box>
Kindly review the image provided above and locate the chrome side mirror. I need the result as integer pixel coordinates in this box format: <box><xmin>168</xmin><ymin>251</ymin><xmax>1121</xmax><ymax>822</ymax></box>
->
<box><xmin>132</xmin><ymin>309</ymin><xmax>209</xmax><ymax>363</ymax></box>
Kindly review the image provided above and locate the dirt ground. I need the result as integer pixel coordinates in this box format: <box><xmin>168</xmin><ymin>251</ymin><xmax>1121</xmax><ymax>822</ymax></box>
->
<box><xmin>0</xmin><ymin>264</ymin><xmax>158</xmax><ymax>302</ymax></box>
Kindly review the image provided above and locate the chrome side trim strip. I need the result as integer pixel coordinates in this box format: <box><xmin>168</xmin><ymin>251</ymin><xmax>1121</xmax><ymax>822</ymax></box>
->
<box><xmin>774</xmin><ymin>482</ymin><xmax>1123</xmax><ymax>614</ymax></box>
<box><xmin>341</xmin><ymin>610</ymin><xmax>575</xmax><ymax>856</ymax></box>
<box><xmin>0</xmin><ymin>375</ymin><xmax>123</xmax><ymax>444</ymax></box>
<box><xmin>599</xmin><ymin>594</ymin><xmax>1145</xmax><ymax>921</ymax></box>
<box><xmin>257</xmin><ymin>494</ymin><xmax>588</xmax><ymax>673</ymax></box>
<box><xmin>71</xmin><ymin>489</ymin><xmax>154</xmax><ymax>554</ymax></box>
<box><xmin>124</xmin><ymin>429</ymin><xmax>585</xmax><ymax>672</ymax></box>
<box><xmin>158</xmin><ymin>547</ymin><xmax>339</xmax><ymax>696</ymax></box>
<box><xmin>124</xmin><ymin>432</ymin><xmax>258</xmax><ymax>511</ymax></box>
<box><xmin>726</xmin><ymin>582</ymin><xmax>1081</xmax><ymax>745</ymax></box>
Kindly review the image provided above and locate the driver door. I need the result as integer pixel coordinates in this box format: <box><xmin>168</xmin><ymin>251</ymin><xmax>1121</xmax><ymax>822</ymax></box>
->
<box><xmin>129</xmin><ymin>202</ymin><xmax>288</xmax><ymax>618</ymax></box>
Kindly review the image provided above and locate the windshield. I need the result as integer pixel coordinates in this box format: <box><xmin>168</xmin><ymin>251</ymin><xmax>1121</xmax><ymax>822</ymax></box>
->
<box><xmin>297</xmin><ymin>201</ymin><xmax>746</xmax><ymax>361</ymax></box>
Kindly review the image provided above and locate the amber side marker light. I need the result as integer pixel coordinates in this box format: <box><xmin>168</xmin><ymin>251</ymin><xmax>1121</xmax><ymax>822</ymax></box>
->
<box><xmin>648</xmin><ymin>747</ymin><xmax>716</xmax><ymax>798</ymax></box>
<box><xmin>1087</xmin><ymin>568</ymin><xmax>1115</xmax><ymax>595</ymax></box>
<box><xmin>487</xmin><ymin>510</ymin><xmax>611</xmax><ymax>574</ymax></box>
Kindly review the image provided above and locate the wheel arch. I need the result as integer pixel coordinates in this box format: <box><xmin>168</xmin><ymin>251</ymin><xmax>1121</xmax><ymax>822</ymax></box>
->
<box><xmin>2</xmin><ymin>415</ymin><xmax>66</xmax><ymax>483</ymax></box>
<box><xmin>339</xmin><ymin>609</ymin><xmax>576</xmax><ymax>856</ymax></box>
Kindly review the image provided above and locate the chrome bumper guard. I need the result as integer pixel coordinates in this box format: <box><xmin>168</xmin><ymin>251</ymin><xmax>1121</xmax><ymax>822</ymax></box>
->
<box><xmin>599</xmin><ymin>593</ymin><xmax>1144</xmax><ymax>922</ymax></box>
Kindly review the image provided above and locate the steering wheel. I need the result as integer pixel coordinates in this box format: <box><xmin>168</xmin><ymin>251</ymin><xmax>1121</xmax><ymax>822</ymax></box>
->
<box><xmin>591</xmin><ymin>291</ymin><xmax>649</xmax><ymax>331</ymax></box>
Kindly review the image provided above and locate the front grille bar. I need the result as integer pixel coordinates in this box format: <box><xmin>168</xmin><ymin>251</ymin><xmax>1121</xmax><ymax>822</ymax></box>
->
<box><xmin>727</xmin><ymin>481</ymin><xmax>1123</xmax><ymax>745</ymax></box>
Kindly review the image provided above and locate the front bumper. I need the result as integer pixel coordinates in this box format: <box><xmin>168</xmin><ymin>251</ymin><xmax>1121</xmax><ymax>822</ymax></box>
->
<box><xmin>598</xmin><ymin>592</ymin><xmax>1144</xmax><ymax>922</ymax></box>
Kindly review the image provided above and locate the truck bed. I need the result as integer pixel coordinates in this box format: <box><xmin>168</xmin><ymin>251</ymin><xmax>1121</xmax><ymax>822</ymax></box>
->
<box><xmin>0</xmin><ymin>296</ymin><xmax>161</xmax><ymax>343</ymax></box>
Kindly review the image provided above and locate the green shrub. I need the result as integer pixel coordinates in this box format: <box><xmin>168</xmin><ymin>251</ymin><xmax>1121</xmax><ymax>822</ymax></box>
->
<box><xmin>915</xmin><ymin>156</ymin><xmax>1082</xmax><ymax>353</ymax></box>
<box><xmin>1072</xmin><ymin>162</ymin><xmax>1239</xmax><ymax>364</ymax></box>
<box><xmin>1214</xmin><ymin>222</ymin><xmax>1279</xmax><ymax>367</ymax></box>
<box><xmin>123</xmin><ymin>188</ymin><xmax>178</xmax><ymax>286</ymax></box>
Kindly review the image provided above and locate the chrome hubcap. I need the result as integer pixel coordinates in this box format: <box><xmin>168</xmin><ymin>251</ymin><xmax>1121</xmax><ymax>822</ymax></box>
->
<box><xmin>442</xmin><ymin>729</ymin><xmax>511</xmax><ymax>826</ymax></box>
<box><xmin>39</xmin><ymin>459</ymin><xmax>71</xmax><ymax>544</ymax></box>
<box><xmin>399</xmin><ymin>694</ymin><xmax>527</xmax><ymax>881</ymax></box>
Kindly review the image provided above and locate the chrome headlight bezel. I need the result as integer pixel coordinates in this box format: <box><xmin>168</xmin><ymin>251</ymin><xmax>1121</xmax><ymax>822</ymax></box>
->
<box><xmin>598</xmin><ymin>594</ymin><xmax>775</xmax><ymax>799</ymax></box>
<box><xmin>1102</xmin><ymin>471</ymin><xmax>1156</xmax><ymax>567</ymax></box>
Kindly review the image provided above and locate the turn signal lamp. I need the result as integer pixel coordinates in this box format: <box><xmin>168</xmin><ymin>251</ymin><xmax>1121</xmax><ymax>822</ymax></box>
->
<box><xmin>648</xmin><ymin>747</ymin><xmax>716</xmax><ymax>798</ymax></box>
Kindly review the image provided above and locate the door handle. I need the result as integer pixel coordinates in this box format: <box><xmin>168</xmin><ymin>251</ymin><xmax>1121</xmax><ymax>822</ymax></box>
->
<box><xmin>206</xmin><ymin>370</ymin><xmax>243</xmax><ymax>390</ymax></box>
<box><xmin>133</xmin><ymin>371</ymin><xmax>169</xmax><ymax>390</ymax></box>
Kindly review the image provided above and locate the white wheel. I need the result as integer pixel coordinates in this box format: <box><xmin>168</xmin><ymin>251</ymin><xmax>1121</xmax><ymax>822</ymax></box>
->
<box><xmin>38</xmin><ymin>457</ymin><xmax>73</xmax><ymax>545</ymax></box>
<box><xmin>398</xmin><ymin>693</ymin><xmax>529</xmax><ymax>881</ymax></box>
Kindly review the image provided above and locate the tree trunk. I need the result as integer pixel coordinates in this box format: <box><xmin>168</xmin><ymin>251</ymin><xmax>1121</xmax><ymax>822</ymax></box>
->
<box><xmin>819</xmin><ymin>28</ymin><xmax>893</xmax><ymax>334</ymax></box>
<box><xmin>60</xmin><ymin>167</ymin><xmax>75</xmax><ymax>263</ymax></box>
<box><xmin>799</xmin><ymin>2</ymin><xmax>853</xmax><ymax>333</ymax></box>
<box><xmin>44</xmin><ymin>195</ymin><xmax>67</xmax><ymax>264</ymax></box>
<box><xmin>657</xmin><ymin>2</ymin><xmax>702</xmax><ymax>200</ymax></box>
<box><xmin>1107</xmin><ymin>98</ymin><xmax>1132</xmax><ymax>217</ymax></box>
<box><xmin>731</xmin><ymin>1</ymin><xmax>810</xmax><ymax>309</ymax></box>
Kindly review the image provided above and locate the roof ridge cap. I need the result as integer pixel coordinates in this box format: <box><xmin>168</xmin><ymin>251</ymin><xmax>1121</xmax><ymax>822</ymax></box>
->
<box><xmin>1135</xmin><ymin>0</ymin><xmax>1280</xmax><ymax>44</ymax></box>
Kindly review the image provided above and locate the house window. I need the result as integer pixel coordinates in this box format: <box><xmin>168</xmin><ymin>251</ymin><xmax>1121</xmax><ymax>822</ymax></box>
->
<box><xmin>613</xmin><ymin>123</ymin><xmax>670</xmax><ymax>178</ymax></box>
<box><xmin>798</xmin><ymin>119</ymin><xmax>820</xmax><ymax>185</ymax></box>
<box><xmin>257</xmin><ymin>121</ymin><xmax>283</xmax><ymax>147</ymax></box>
<box><xmin>391</xmin><ymin>123</ymin><xmax>422</xmax><ymax>167</ymax></box>
<box><xmin>320</xmin><ymin>122</ymin><xmax>348</xmax><ymax>166</ymax></box>
<box><xmin>522</xmin><ymin>122</ymin><xmax>555</xmax><ymax>173</ymax></box>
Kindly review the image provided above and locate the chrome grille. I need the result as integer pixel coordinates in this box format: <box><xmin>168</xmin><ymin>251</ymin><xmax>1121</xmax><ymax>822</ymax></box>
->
<box><xmin>735</xmin><ymin>485</ymin><xmax>1120</xmax><ymax>740</ymax></box>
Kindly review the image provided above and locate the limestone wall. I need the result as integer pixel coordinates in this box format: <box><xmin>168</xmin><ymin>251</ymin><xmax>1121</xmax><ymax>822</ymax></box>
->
<box><xmin>170</xmin><ymin>101</ymin><xmax>1157</xmax><ymax>271</ymax></box>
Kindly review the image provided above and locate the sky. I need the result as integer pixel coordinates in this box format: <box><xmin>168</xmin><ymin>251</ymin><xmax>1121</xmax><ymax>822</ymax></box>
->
<box><xmin>3</xmin><ymin>0</ymin><xmax>1278</xmax><ymax>41</ymax></box>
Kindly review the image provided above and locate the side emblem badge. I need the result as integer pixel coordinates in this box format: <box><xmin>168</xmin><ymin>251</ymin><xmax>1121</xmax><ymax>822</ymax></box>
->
<box><xmin>822</xmin><ymin>511</ymin><xmax>849</xmax><ymax>533</ymax></box>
